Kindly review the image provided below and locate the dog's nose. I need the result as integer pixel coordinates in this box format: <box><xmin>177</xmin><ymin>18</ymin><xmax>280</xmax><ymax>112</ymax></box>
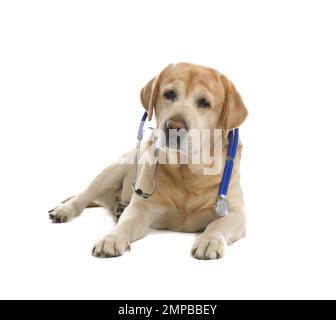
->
<box><xmin>165</xmin><ymin>115</ymin><xmax>187</xmax><ymax>131</ymax></box>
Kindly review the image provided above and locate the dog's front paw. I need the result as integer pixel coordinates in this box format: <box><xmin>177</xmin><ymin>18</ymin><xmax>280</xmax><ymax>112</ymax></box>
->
<box><xmin>92</xmin><ymin>232</ymin><xmax>130</xmax><ymax>258</ymax></box>
<box><xmin>191</xmin><ymin>232</ymin><xmax>225</xmax><ymax>260</ymax></box>
<box><xmin>48</xmin><ymin>202</ymin><xmax>77</xmax><ymax>223</ymax></box>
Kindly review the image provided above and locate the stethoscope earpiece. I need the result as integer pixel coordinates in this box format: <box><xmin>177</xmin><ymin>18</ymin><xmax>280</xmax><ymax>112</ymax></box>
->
<box><xmin>132</xmin><ymin>112</ymin><xmax>158</xmax><ymax>199</ymax></box>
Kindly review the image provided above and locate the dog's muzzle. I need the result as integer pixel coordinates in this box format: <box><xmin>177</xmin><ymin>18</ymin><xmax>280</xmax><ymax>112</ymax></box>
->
<box><xmin>165</xmin><ymin>115</ymin><xmax>187</xmax><ymax>131</ymax></box>
<box><xmin>164</xmin><ymin>115</ymin><xmax>188</xmax><ymax>149</ymax></box>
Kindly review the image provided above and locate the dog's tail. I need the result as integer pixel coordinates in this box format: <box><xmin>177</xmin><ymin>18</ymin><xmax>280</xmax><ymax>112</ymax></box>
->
<box><xmin>62</xmin><ymin>196</ymin><xmax>101</xmax><ymax>208</ymax></box>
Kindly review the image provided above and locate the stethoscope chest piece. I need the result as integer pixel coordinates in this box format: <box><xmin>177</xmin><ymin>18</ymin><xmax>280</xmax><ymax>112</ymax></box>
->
<box><xmin>214</xmin><ymin>128</ymin><xmax>239</xmax><ymax>217</ymax></box>
<box><xmin>214</xmin><ymin>195</ymin><xmax>229</xmax><ymax>217</ymax></box>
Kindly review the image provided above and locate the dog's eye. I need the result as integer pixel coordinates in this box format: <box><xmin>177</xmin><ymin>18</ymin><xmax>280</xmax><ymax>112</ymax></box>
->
<box><xmin>163</xmin><ymin>90</ymin><xmax>177</xmax><ymax>101</ymax></box>
<box><xmin>197</xmin><ymin>98</ymin><xmax>210</xmax><ymax>109</ymax></box>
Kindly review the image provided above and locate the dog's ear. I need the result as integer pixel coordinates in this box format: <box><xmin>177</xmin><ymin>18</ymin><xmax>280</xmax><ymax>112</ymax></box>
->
<box><xmin>140</xmin><ymin>77</ymin><xmax>160</xmax><ymax>121</ymax></box>
<box><xmin>220</xmin><ymin>75</ymin><xmax>248</xmax><ymax>131</ymax></box>
<box><xmin>140</xmin><ymin>65</ymin><xmax>172</xmax><ymax>121</ymax></box>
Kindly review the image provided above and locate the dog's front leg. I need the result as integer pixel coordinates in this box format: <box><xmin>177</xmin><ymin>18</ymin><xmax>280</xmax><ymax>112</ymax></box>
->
<box><xmin>92</xmin><ymin>199</ymin><xmax>161</xmax><ymax>257</ymax></box>
<box><xmin>192</xmin><ymin>204</ymin><xmax>246</xmax><ymax>260</ymax></box>
<box><xmin>192</xmin><ymin>173</ymin><xmax>246</xmax><ymax>260</ymax></box>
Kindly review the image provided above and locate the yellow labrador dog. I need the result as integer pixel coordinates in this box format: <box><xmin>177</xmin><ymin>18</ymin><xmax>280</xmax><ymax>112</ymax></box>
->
<box><xmin>49</xmin><ymin>63</ymin><xmax>248</xmax><ymax>260</ymax></box>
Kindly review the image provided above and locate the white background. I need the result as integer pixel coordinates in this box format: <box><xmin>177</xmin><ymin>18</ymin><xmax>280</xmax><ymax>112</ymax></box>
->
<box><xmin>0</xmin><ymin>0</ymin><xmax>335</xmax><ymax>300</ymax></box>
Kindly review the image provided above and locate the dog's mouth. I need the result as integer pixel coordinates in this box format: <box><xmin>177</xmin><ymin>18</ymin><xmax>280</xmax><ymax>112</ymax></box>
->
<box><xmin>161</xmin><ymin>115</ymin><xmax>189</xmax><ymax>150</ymax></box>
<box><xmin>165</xmin><ymin>128</ymin><xmax>188</xmax><ymax>150</ymax></box>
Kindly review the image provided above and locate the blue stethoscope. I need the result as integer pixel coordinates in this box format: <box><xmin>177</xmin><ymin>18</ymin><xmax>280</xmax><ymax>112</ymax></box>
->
<box><xmin>132</xmin><ymin>112</ymin><xmax>239</xmax><ymax>217</ymax></box>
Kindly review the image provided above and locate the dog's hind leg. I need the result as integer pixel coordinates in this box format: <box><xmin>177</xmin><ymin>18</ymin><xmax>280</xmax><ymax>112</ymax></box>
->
<box><xmin>57</xmin><ymin>196</ymin><xmax>101</xmax><ymax>208</ymax></box>
<box><xmin>49</xmin><ymin>150</ymin><xmax>134</xmax><ymax>223</ymax></box>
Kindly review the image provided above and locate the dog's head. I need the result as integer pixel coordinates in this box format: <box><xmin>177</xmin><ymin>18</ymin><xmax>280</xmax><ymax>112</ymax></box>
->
<box><xmin>140</xmin><ymin>63</ymin><xmax>248</xmax><ymax>149</ymax></box>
